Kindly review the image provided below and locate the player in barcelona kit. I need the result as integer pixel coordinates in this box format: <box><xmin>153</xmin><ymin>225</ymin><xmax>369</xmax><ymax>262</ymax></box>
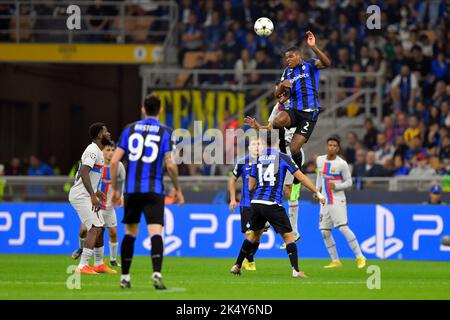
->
<box><xmin>315</xmin><ymin>136</ymin><xmax>366</xmax><ymax>269</ymax></box>
<box><xmin>69</xmin><ymin>122</ymin><xmax>117</xmax><ymax>275</ymax></box>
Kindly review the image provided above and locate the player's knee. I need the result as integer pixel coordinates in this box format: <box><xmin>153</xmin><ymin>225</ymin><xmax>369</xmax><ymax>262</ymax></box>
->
<box><xmin>282</xmin><ymin>232</ymin><xmax>294</xmax><ymax>244</ymax></box>
<box><xmin>109</xmin><ymin>228</ymin><xmax>118</xmax><ymax>241</ymax></box>
<box><xmin>321</xmin><ymin>229</ymin><xmax>331</xmax><ymax>239</ymax></box>
<box><xmin>273</xmin><ymin>112</ymin><xmax>290</xmax><ymax>128</ymax></box>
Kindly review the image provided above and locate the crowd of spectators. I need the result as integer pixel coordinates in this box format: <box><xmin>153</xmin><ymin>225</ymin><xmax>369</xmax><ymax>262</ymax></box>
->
<box><xmin>0</xmin><ymin>0</ymin><xmax>166</xmax><ymax>43</ymax></box>
<box><xmin>0</xmin><ymin>155</ymin><xmax>60</xmax><ymax>177</ymax></box>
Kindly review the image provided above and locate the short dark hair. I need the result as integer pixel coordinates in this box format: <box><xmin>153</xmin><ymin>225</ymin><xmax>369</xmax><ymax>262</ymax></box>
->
<box><xmin>327</xmin><ymin>135</ymin><xmax>341</xmax><ymax>146</ymax></box>
<box><xmin>284</xmin><ymin>46</ymin><xmax>300</xmax><ymax>54</ymax></box>
<box><xmin>105</xmin><ymin>140</ymin><xmax>115</xmax><ymax>147</ymax></box>
<box><xmin>143</xmin><ymin>94</ymin><xmax>161</xmax><ymax>116</ymax></box>
<box><xmin>89</xmin><ymin>122</ymin><xmax>106</xmax><ymax>140</ymax></box>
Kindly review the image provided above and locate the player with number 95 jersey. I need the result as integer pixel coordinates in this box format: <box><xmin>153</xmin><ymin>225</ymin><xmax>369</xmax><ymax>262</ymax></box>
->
<box><xmin>110</xmin><ymin>94</ymin><xmax>184</xmax><ymax>290</ymax></box>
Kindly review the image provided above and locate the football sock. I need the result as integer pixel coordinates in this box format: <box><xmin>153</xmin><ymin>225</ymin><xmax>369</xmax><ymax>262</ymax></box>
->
<box><xmin>121</xmin><ymin>274</ymin><xmax>130</xmax><ymax>282</ymax></box>
<box><xmin>339</xmin><ymin>226</ymin><xmax>363</xmax><ymax>258</ymax></box>
<box><xmin>246</xmin><ymin>241</ymin><xmax>260</xmax><ymax>263</ymax></box>
<box><xmin>121</xmin><ymin>234</ymin><xmax>135</xmax><ymax>275</ymax></box>
<box><xmin>291</xmin><ymin>151</ymin><xmax>303</xmax><ymax>184</ymax></box>
<box><xmin>78</xmin><ymin>248</ymin><xmax>93</xmax><ymax>268</ymax></box>
<box><xmin>279</xmin><ymin>128</ymin><xmax>287</xmax><ymax>153</ymax></box>
<box><xmin>151</xmin><ymin>235</ymin><xmax>164</xmax><ymax>273</ymax></box>
<box><xmin>288</xmin><ymin>200</ymin><xmax>299</xmax><ymax>238</ymax></box>
<box><xmin>109</xmin><ymin>242</ymin><xmax>118</xmax><ymax>261</ymax></box>
<box><xmin>235</xmin><ymin>239</ymin><xmax>253</xmax><ymax>268</ymax></box>
<box><xmin>94</xmin><ymin>246</ymin><xmax>104</xmax><ymax>266</ymax></box>
<box><xmin>286</xmin><ymin>242</ymin><xmax>299</xmax><ymax>272</ymax></box>
<box><xmin>79</xmin><ymin>237</ymin><xmax>85</xmax><ymax>249</ymax></box>
<box><xmin>321</xmin><ymin>229</ymin><xmax>339</xmax><ymax>262</ymax></box>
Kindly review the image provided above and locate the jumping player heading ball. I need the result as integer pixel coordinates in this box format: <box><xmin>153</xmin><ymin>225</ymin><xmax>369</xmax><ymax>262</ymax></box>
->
<box><xmin>246</xmin><ymin>31</ymin><xmax>331</xmax><ymax>182</ymax></box>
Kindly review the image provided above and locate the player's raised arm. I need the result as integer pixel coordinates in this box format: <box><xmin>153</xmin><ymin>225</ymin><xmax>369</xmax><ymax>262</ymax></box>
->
<box><xmin>333</xmin><ymin>162</ymin><xmax>353</xmax><ymax>191</ymax></box>
<box><xmin>110</xmin><ymin>146</ymin><xmax>125</xmax><ymax>205</ymax></box>
<box><xmin>306</xmin><ymin>31</ymin><xmax>331</xmax><ymax>69</ymax></box>
<box><xmin>165</xmin><ymin>151</ymin><xmax>184</xmax><ymax>206</ymax></box>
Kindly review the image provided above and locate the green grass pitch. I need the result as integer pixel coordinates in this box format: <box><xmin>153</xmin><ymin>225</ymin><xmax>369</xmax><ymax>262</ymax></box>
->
<box><xmin>2</xmin><ymin>254</ymin><xmax>449</xmax><ymax>300</ymax></box>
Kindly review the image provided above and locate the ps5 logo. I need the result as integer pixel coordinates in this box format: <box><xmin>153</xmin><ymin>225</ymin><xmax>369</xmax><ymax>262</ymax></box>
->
<box><xmin>361</xmin><ymin>205</ymin><xmax>404</xmax><ymax>259</ymax></box>
<box><xmin>0</xmin><ymin>211</ymin><xmax>65</xmax><ymax>246</ymax></box>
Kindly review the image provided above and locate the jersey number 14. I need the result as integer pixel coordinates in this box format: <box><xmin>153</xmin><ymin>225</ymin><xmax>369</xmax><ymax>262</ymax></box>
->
<box><xmin>128</xmin><ymin>133</ymin><xmax>160</xmax><ymax>163</ymax></box>
<box><xmin>258</xmin><ymin>163</ymin><xmax>276</xmax><ymax>186</ymax></box>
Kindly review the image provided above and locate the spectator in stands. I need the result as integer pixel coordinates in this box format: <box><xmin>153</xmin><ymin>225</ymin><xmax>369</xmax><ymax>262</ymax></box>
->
<box><xmin>390</xmin><ymin>44</ymin><xmax>408</xmax><ymax>78</ymax></box>
<box><xmin>404</xmin><ymin>115</ymin><xmax>421</xmax><ymax>147</ymax></box>
<box><xmin>405</xmin><ymin>136</ymin><xmax>429</xmax><ymax>162</ymax></box>
<box><xmin>86</xmin><ymin>0</ymin><xmax>117</xmax><ymax>42</ymax></box>
<box><xmin>48</xmin><ymin>155</ymin><xmax>61</xmax><ymax>175</ymax></box>
<box><xmin>359</xmin><ymin>45</ymin><xmax>371</xmax><ymax>70</ymax></box>
<box><xmin>417</xmin><ymin>0</ymin><xmax>442</xmax><ymax>28</ymax></box>
<box><xmin>382</xmin><ymin>115</ymin><xmax>399</xmax><ymax>144</ymax></box>
<box><xmin>204</xmin><ymin>11</ymin><xmax>224</xmax><ymax>51</ymax></box>
<box><xmin>234</xmin><ymin>48</ymin><xmax>256</xmax><ymax>85</ymax></box>
<box><xmin>336</xmin><ymin>47</ymin><xmax>352</xmax><ymax>71</ymax></box>
<box><xmin>408</xmin><ymin>45</ymin><xmax>432</xmax><ymax>79</ymax></box>
<box><xmin>424</xmin><ymin>185</ymin><xmax>447</xmax><ymax>205</ymax></box>
<box><xmin>28</xmin><ymin>155</ymin><xmax>54</xmax><ymax>176</ymax></box>
<box><xmin>415</xmin><ymin>101</ymin><xmax>430</xmax><ymax>124</ymax></box>
<box><xmin>390</xmin><ymin>64</ymin><xmax>418</xmax><ymax>112</ymax></box>
<box><xmin>352</xmin><ymin>149</ymin><xmax>367</xmax><ymax>177</ymax></box>
<box><xmin>363</xmin><ymin>118</ymin><xmax>379</xmax><ymax>150</ymax></box>
<box><xmin>440</xmin><ymin>135</ymin><xmax>450</xmax><ymax>164</ymax></box>
<box><xmin>5</xmin><ymin>157</ymin><xmax>24</xmax><ymax>176</ymax></box>
<box><xmin>324</xmin><ymin>30</ymin><xmax>340</xmax><ymax>66</ymax></box>
<box><xmin>179</xmin><ymin>12</ymin><xmax>203</xmax><ymax>64</ymax></box>
<box><xmin>441</xmin><ymin>100</ymin><xmax>450</xmax><ymax>127</ymax></box>
<box><xmin>432</xmin><ymin>81</ymin><xmax>447</xmax><ymax>108</ymax></box>
<box><xmin>409</xmin><ymin>153</ymin><xmax>437</xmax><ymax>177</ymax></box>
<box><xmin>424</xmin><ymin>123</ymin><xmax>441</xmax><ymax>149</ymax></box>
<box><xmin>374</xmin><ymin>133</ymin><xmax>395</xmax><ymax>166</ymax></box>
<box><xmin>345</xmin><ymin>27</ymin><xmax>362</xmax><ymax>63</ymax></box>
<box><xmin>392</xmin><ymin>155</ymin><xmax>410</xmax><ymax>176</ymax></box>
<box><xmin>179</xmin><ymin>0</ymin><xmax>196</xmax><ymax>25</ymax></box>
<box><xmin>368</xmin><ymin>48</ymin><xmax>387</xmax><ymax>74</ymax></box>
<box><xmin>344</xmin><ymin>131</ymin><xmax>359</xmax><ymax>165</ymax></box>
<box><xmin>393</xmin><ymin>134</ymin><xmax>409</xmax><ymax>160</ymax></box>
<box><xmin>221</xmin><ymin>31</ymin><xmax>240</xmax><ymax>69</ymax></box>
<box><xmin>364</xmin><ymin>151</ymin><xmax>388</xmax><ymax>177</ymax></box>
<box><xmin>429</xmin><ymin>156</ymin><xmax>447</xmax><ymax>175</ymax></box>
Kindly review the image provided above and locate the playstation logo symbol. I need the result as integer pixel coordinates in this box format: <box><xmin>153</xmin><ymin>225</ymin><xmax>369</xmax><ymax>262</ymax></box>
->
<box><xmin>361</xmin><ymin>205</ymin><xmax>403</xmax><ymax>259</ymax></box>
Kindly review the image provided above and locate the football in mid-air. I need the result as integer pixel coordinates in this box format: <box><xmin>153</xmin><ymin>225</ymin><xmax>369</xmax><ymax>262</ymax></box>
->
<box><xmin>254</xmin><ymin>17</ymin><xmax>274</xmax><ymax>37</ymax></box>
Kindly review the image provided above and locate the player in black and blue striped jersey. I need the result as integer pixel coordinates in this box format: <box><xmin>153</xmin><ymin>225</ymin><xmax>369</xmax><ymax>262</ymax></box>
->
<box><xmin>272</xmin><ymin>31</ymin><xmax>331</xmax><ymax>180</ymax></box>
<box><xmin>230</xmin><ymin>130</ymin><xmax>325</xmax><ymax>278</ymax></box>
<box><xmin>229</xmin><ymin>136</ymin><xmax>262</xmax><ymax>271</ymax></box>
<box><xmin>110</xmin><ymin>94</ymin><xmax>184</xmax><ymax>290</ymax></box>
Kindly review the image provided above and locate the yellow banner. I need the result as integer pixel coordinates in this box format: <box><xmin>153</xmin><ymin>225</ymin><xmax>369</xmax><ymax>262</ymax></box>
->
<box><xmin>0</xmin><ymin>43</ymin><xmax>162</xmax><ymax>63</ymax></box>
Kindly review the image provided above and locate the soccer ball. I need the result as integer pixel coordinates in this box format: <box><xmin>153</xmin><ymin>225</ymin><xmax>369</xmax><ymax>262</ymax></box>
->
<box><xmin>254</xmin><ymin>17</ymin><xmax>274</xmax><ymax>37</ymax></box>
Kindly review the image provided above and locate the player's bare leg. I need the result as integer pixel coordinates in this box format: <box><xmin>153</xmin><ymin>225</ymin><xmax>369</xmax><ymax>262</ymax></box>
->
<box><xmin>72</xmin><ymin>224</ymin><xmax>87</xmax><ymax>260</ymax></box>
<box><xmin>148</xmin><ymin>224</ymin><xmax>166</xmax><ymax>290</ymax></box>
<box><xmin>271</xmin><ymin>110</ymin><xmax>292</xmax><ymax>129</ymax></box>
<box><xmin>108</xmin><ymin>226</ymin><xmax>120</xmax><ymax>267</ymax></box>
<box><xmin>120</xmin><ymin>224</ymin><xmax>138</xmax><ymax>288</ymax></box>
<box><xmin>280</xmin><ymin>232</ymin><xmax>307</xmax><ymax>278</ymax></box>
